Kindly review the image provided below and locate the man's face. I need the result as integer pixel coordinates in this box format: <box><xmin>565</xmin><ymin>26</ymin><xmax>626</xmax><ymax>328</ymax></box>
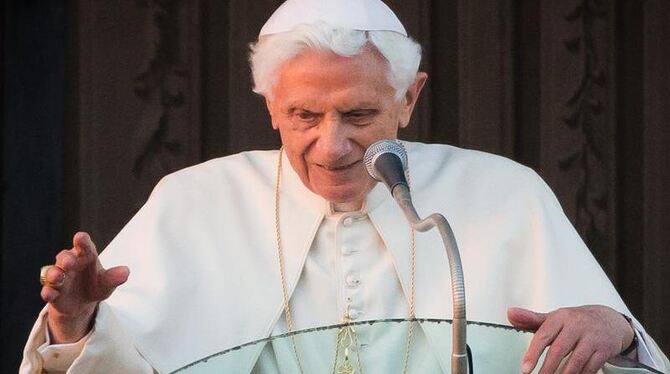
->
<box><xmin>266</xmin><ymin>46</ymin><xmax>425</xmax><ymax>209</ymax></box>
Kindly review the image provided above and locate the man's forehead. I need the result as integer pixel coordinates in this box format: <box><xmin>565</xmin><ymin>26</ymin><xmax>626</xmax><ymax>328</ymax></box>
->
<box><xmin>260</xmin><ymin>0</ymin><xmax>406</xmax><ymax>37</ymax></box>
<box><xmin>272</xmin><ymin>50</ymin><xmax>393</xmax><ymax>102</ymax></box>
<box><xmin>280</xmin><ymin>97</ymin><xmax>384</xmax><ymax>112</ymax></box>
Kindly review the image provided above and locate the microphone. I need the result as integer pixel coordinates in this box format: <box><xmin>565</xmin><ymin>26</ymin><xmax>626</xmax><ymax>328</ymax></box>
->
<box><xmin>363</xmin><ymin>139</ymin><xmax>408</xmax><ymax>194</ymax></box>
<box><xmin>364</xmin><ymin>139</ymin><xmax>470</xmax><ymax>374</ymax></box>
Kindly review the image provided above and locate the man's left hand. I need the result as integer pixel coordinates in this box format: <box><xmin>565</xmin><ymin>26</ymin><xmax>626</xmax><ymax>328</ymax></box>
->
<box><xmin>507</xmin><ymin>305</ymin><xmax>636</xmax><ymax>374</ymax></box>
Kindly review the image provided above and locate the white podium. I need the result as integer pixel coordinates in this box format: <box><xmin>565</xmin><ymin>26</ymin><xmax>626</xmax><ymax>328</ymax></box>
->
<box><xmin>172</xmin><ymin>319</ymin><xmax>661</xmax><ymax>374</ymax></box>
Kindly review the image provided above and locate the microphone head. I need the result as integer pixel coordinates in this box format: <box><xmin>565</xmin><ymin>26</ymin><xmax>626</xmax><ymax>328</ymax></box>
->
<box><xmin>364</xmin><ymin>139</ymin><xmax>408</xmax><ymax>181</ymax></box>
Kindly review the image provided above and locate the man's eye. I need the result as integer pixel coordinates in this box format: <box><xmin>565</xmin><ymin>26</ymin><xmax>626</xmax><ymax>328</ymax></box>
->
<box><xmin>345</xmin><ymin>110</ymin><xmax>376</xmax><ymax>125</ymax></box>
<box><xmin>296</xmin><ymin>111</ymin><xmax>316</xmax><ymax>120</ymax></box>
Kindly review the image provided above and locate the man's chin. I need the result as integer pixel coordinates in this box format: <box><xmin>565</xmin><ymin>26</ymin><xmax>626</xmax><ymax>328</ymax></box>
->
<box><xmin>316</xmin><ymin>187</ymin><xmax>366</xmax><ymax>207</ymax></box>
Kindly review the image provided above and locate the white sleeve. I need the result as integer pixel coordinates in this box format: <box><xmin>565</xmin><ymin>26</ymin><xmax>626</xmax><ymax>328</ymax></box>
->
<box><xmin>20</xmin><ymin>303</ymin><xmax>157</xmax><ymax>374</ymax></box>
<box><xmin>628</xmin><ymin>318</ymin><xmax>670</xmax><ymax>372</ymax></box>
<box><xmin>37</xmin><ymin>322</ymin><xmax>91</xmax><ymax>372</ymax></box>
<box><xmin>603</xmin><ymin>318</ymin><xmax>670</xmax><ymax>373</ymax></box>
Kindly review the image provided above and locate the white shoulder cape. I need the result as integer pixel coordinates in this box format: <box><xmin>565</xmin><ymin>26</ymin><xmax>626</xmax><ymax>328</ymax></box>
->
<box><xmin>52</xmin><ymin>142</ymin><xmax>663</xmax><ymax>372</ymax></box>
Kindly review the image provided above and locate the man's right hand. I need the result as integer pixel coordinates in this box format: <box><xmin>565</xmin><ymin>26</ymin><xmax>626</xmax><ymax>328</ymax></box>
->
<box><xmin>40</xmin><ymin>232</ymin><xmax>130</xmax><ymax>344</ymax></box>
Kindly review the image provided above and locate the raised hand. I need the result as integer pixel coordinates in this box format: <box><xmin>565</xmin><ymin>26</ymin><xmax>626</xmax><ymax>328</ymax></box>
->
<box><xmin>507</xmin><ymin>305</ymin><xmax>636</xmax><ymax>374</ymax></box>
<box><xmin>40</xmin><ymin>232</ymin><xmax>130</xmax><ymax>344</ymax></box>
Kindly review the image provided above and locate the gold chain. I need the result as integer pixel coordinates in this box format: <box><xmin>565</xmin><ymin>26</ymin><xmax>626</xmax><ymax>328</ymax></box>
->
<box><xmin>331</xmin><ymin>306</ymin><xmax>365</xmax><ymax>374</ymax></box>
<box><xmin>274</xmin><ymin>147</ymin><xmax>416</xmax><ymax>374</ymax></box>
<box><xmin>274</xmin><ymin>147</ymin><xmax>305</xmax><ymax>373</ymax></box>
<box><xmin>402</xmin><ymin>170</ymin><xmax>417</xmax><ymax>374</ymax></box>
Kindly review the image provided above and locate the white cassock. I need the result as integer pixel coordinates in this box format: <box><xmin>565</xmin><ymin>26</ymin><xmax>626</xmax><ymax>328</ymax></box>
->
<box><xmin>20</xmin><ymin>142</ymin><xmax>670</xmax><ymax>373</ymax></box>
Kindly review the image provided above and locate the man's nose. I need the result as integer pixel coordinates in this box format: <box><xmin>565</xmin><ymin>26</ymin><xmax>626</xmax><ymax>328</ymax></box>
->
<box><xmin>316</xmin><ymin>116</ymin><xmax>351</xmax><ymax>160</ymax></box>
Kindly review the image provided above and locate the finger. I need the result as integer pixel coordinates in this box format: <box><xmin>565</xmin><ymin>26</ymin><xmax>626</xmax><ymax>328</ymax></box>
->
<box><xmin>582</xmin><ymin>350</ymin><xmax>608</xmax><ymax>374</ymax></box>
<box><xmin>41</xmin><ymin>286</ymin><xmax>61</xmax><ymax>303</ymax></box>
<box><xmin>68</xmin><ymin>232</ymin><xmax>101</xmax><ymax>273</ymax></box>
<box><xmin>100</xmin><ymin>266</ymin><xmax>131</xmax><ymax>290</ymax></box>
<box><xmin>560</xmin><ymin>340</ymin><xmax>596</xmax><ymax>374</ymax></box>
<box><xmin>508</xmin><ymin>307</ymin><xmax>548</xmax><ymax>331</ymax></box>
<box><xmin>537</xmin><ymin>331</ymin><xmax>579</xmax><ymax>374</ymax></box>
<box><xmin>45</xmin><ymin>265</ymin><xmax>67</xmax><ymax>288</ymax></box>
<box><xmin>55</xmin><ymin>249</ymin><xmax>78</xmax><ymax>272</ymax></box>
<box><xmin>73</xmin><ymin>231</ymin><xmax>98</xmax><ymax>257</ymax></box>
<box><xmin>521</xmin><ymin>317</ymin><xmax>563</xmax><ymax>373</ymax></box>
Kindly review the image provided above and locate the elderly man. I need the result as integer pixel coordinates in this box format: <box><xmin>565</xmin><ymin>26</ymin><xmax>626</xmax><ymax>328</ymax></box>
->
<box><xmin>21</xmin><ymin>0</ymin><xmax>669</xmax><ymax>373</ymax></box>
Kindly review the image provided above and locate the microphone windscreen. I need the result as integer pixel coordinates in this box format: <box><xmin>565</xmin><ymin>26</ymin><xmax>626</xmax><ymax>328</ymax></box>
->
<box><xmin>364</xmin><ymin>139</ymin><xmax>408</xmax><ymax>181</ymax></box>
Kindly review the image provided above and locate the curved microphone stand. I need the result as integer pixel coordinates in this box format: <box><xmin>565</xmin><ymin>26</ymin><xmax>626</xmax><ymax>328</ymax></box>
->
<box><xmin>364</xmin><ymin>140</ymin><xmax>468</xmax><ymax>374</ymax></box>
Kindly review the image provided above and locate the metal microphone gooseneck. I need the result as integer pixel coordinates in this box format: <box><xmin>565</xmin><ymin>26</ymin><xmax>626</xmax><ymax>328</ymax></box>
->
<box><xmin>364</xmin><ymin>139</ymin><xmax>469</xmax><ymax>374</ymax></box>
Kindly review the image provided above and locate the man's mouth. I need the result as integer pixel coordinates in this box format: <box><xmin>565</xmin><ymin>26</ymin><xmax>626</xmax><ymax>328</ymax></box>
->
<box><xmin>317</xmin><ymin>160</ymin><xmax>361</xmax><ymax>171</ymax></box>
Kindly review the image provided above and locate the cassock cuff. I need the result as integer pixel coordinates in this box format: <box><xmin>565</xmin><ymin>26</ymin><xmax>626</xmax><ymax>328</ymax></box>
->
<box><xmin>37</xmin><ymin>317</ymin><xmax>92</xmax><ymax>372</ymax></box>
<box><xmin>629</xmin><ymin>318</ymin><xmax>658</xmax><ymax>369</ymax></box>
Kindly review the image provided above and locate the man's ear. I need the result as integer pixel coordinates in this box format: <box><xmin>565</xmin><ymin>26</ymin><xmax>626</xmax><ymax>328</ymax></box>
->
<box><xmin>265</xmin><ymin>97</ymin><xmax>279</xmax><ymax>130</ymax></box>
<box><xmin>399</xmin><ymin>72</ymin><xmax>428</xmax><ymax>128</ymax></box>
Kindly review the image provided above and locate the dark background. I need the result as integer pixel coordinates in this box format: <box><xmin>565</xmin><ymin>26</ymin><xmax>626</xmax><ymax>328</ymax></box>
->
<box><xmin>2</xmin><ymin>0</ymin><xmax>669</xmax><ymax>371</ymax></box>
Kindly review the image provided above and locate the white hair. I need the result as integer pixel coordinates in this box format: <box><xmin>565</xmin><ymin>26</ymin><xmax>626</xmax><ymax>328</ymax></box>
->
<box><xmin>249</xmin><ymin>22</ymin><xmax>422</xmax><ymax>101</ymax></box>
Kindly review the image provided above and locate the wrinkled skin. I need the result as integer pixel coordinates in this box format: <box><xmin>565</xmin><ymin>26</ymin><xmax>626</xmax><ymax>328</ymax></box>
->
<box><xmin>41</xmin><ymin>232</ymin><xmax>129</xmax><ymax>343</ymax></box>
<box><xmin>508</xmin><ymin>306</ymin><xmax>636</xmax><ymax>373</ymax></box>
<box><xmin>265</xmin><ymin>46</ymin><xmax>426</xmax><ymax>211</ymax></box>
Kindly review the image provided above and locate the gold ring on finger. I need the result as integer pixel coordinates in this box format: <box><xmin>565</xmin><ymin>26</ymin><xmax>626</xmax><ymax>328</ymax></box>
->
<box><xmin>40</xmin><ymin>265</ymin><xmax>66</xmax><ymax>287</ymax></box>
<box><xmin>39</xmin><ymin>265</ymin><xmax>51</xmax><ymax>286</ymax></box>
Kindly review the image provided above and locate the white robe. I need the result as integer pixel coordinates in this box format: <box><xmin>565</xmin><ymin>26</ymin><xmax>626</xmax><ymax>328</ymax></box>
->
<box><xmin>21</xmin><ymin>142</ymin><xmax>670</xmax><ymax>373</ymax></box>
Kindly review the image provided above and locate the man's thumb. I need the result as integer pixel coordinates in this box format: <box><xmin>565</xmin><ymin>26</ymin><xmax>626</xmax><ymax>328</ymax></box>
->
<box><xmin>507</xmin><ymin>307</ymin><xmax>547</xmax><ymax>331</ymax></box>
<box><xmin>101</xmin><ymin>266</ymin><xmax>130</xmax><ymax>290</ymax></box>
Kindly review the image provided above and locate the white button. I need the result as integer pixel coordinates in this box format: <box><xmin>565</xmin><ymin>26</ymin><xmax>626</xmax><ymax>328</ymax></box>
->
<box><xmin>345</xmin><ymin>274</ymin><xmax>361</xmax><ymax>287</ymax></box>
<box><xmin>342</xmin><ymin>216</ymin><xmax>354</xmax><ymax>226</ymax></box>
<box><xmin>348</xmin><ymin>309</ymin><xmax>362</xmax><ymax>319</ymax></box>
